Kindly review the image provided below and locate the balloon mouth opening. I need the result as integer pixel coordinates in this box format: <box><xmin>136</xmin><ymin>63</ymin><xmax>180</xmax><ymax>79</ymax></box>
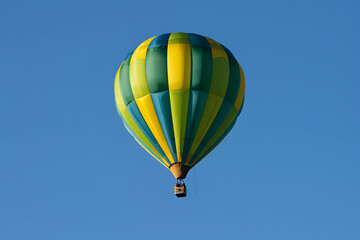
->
<box><xmin>169</xmin><ymin>163</ymin><xmax>191</xmax><ymax>179</ymax></box>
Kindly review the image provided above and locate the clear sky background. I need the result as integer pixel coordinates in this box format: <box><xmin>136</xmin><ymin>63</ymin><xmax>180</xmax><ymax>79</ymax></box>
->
<box><xmin>1</xmin><ymin>0</ymin><xmax>359</xmax><ymax>239</ymax></box>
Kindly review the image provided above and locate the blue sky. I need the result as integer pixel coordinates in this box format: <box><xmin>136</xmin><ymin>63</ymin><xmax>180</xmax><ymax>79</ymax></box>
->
<box><xmin>1</xmin><ymin>0</ymin><xmax>359</xmax><ymax>239</ymax></box>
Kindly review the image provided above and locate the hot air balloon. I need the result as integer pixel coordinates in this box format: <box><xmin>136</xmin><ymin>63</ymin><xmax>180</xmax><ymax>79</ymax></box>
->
<box><xmin>114</xmin><ymin>32</ymin><xmax>245</xmax><ymax>197</ymax></box>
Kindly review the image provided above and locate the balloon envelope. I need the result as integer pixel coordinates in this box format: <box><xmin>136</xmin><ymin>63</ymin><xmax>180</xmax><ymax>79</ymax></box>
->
<box><xmin>114</xmin><ymin>32</ymin><xmax>245</xmax><ymax>179</ymax></box>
